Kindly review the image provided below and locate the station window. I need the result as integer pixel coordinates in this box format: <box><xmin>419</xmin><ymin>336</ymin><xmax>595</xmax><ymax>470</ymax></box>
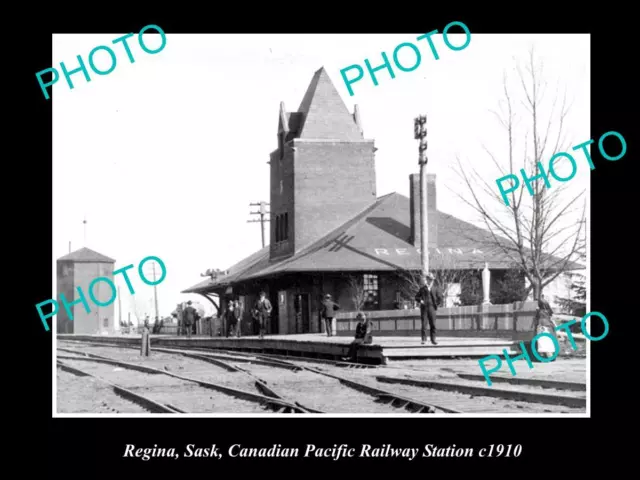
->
<box><xmin>103</xmin><ymin>318</ymin><xmax>109</xmax><ymax>328</ymax></box>
<box><xmin>363</xmin><ymin>274</ymin><xmax>380</xmax><ymax>310</ymax></box>
<box><xmin>279</xmin><ymin>133</ymin><xmax>284</xmax><ymax>160</ymax></box>
<box><xmin>275</xmin><ymin>213</ymin><xmax>289</xmax><ymax>244</ymax></box>
<box><xmin>283</xmin><ymin>213</ymin><xmax>288</xmax><ymax>241</ymax></box>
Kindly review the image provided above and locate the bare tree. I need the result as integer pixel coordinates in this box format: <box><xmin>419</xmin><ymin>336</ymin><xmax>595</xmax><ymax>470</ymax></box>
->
<box><xmin>346</xmin><ymin>275</ymin><xmax>366</xmax><ymax>312</ymax></box>
<box><xmin>398</xmin><ymin>254</ymin><xmax>472</xmax><ymax>307</ymax></box>
<box><xmin>129</xmin><ymin>297</ymin><xmax>147</xmax><ymax>327</ymax></box>
<box><xmin>453</xmin><ymin>48</ymin><xmax>586</xmax><ymax>301</ymax></box>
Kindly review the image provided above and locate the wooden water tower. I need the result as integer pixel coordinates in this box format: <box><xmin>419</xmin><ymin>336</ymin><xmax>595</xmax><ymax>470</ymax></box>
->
<box><xmin>56</xmin><ymin>247</ymin><xmax>116</xmax><ymax>335</ymax></box>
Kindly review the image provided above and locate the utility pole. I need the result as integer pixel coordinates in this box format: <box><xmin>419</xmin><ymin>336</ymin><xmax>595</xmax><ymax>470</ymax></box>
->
<box><xmin>118</xmin><ymin>286</ymin><xmax>122</xmax><ymax>328</ymax></box>
<box><xmin>414</xmin><ymin>115</ymin><xmax>429</xmax><ymax>276</ymax></box>
<box><xmin>248</xmin><ymin>201</ymin><xmax>270</xmax><ymax>248</ymax></box>
<box><xmin>142</xmin><ymin>262</ymin><xmax>160</xmax><ymax>323</ymax></box>
<box><xmin>152</xmin><ymin>262</ymin><xmax>160</xmax><ymax>322</ymax></box>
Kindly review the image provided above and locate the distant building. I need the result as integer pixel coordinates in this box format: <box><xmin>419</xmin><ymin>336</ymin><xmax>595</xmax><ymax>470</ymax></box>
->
<box><xmin>183</xmin><ymin>67</ymin><xmax>582</xmax><ymax>335</ymax></box>
<box><xmin>57</xmin><ymin>247</ymin><xmax>116</xmax><ymax>335</ymax></box>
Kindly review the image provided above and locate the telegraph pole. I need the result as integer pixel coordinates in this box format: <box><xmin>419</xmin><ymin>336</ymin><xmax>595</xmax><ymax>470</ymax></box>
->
<box><xmin>142</xmin><ymin>262</ymin><xmax>160</xmax><ymax>323</ymax></box>
<box><xmin>152</xmin><ymin>262</ymin><xmax>160</xmax><ymax>322</ymax></box>
<box><xmin>414</xmin><ymin>115</ymin><xmax>429</xmax><ymax>276</ymax></box>
<box><xmin>118</xmin><ymin>286</ymin><xmax>122</xmax><ymax>328</ymax></box>
<box><xmin>248</xmin><ymin>201</ymin><xmax>270</xmax><ymax>248</ymax></box>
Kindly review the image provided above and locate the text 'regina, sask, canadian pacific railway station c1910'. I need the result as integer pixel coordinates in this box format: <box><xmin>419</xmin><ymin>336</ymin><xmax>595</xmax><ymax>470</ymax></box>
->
<box><xmin>182</xmin><ymin>67</ymin><xmax>582</xmax><ymax>337</ymax></box>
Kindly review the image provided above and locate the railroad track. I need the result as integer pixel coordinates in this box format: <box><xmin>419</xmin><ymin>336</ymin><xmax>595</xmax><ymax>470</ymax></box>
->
<box><xmin>57</xmin><ymin>340</ymin><xmax>586</xmax><ymax>413</ymax></box>
<box><xmin>204</xmin><ymin>350</ymin><xmax>586</xmax><ymax>412</ymax></box>
<box><xmin>57</xmin><ymin>347</ymin><xmax>309</xmax><ymax>413</ymax></box>
<box><xmin>141</xmin><ymin>347</ymin><xmax>459</xmax><ymax>413</ymax></box>
<box><xmin>57</xmin><ymin>360</ymin><xmax>183</xmax><ymax>413</ymax></box>
<box><xmin>58</xmin><ymin>343</ymin><xmax>458</xmax><ymax>414</ymax></box>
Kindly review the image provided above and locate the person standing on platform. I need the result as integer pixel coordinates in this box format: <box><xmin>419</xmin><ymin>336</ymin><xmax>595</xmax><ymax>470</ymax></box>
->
<box><xmin>321</xmin><ymin>294</ymin><xmax>340</xmax><ymax>337</ymax></box>
<box><xmin>175</xmin><ymin>304</ymin><xmax>184</xmax><ymax>336</ymax></box>
<box><xmin>183</xmin><ymin>301</ymin><xmax>198</xmax><ymax>339</ymax></box>
<box><xmin>224</xmin><ymin>300</ymin><xmax>242</xmax><ymax>337</ymax></box>
<box><xmin>415</xmin><ymin>272</ymin><xmax>443</xmax><ymax>345</ymax></box>
<box><xmin>252</xmin><ymin>291</ymin><xmax>272</xmax><ymax>340</ymax></box>
<box><xmin>533</xmin><ymin>294</ymin><xmax>558</xmax><ymax>359</ymax></box>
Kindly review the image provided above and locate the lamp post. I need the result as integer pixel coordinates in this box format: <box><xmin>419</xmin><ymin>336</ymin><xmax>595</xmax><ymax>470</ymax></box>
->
<box><xmin>414</xmin><ymin>115</ymin><xmax>429</xmax><ymax>277</ymax></box>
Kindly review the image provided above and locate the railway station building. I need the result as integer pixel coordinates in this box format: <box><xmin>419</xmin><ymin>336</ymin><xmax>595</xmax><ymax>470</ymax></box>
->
<box><xmin>183</xmin><ymin>67</ymin><xmax>581</xmax><ymax>336</ymax></box>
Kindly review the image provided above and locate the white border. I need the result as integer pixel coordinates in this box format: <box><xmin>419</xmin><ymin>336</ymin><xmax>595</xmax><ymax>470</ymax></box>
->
<box><xmin>51</xmin><ymin>38</ymin><xmax>591</xmax><ymax>420</ymax></box>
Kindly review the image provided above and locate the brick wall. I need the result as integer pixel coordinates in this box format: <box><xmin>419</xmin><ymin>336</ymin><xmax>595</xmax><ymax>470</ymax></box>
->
<box><xmin>293</xmin><ymin>140</ymin><xmax>376</xmax><ymax>251</ymax></box>
<box><xmin>270</xmin><ymin>145</ymin><xmax>295</xmax><ymax>259</ymax></box>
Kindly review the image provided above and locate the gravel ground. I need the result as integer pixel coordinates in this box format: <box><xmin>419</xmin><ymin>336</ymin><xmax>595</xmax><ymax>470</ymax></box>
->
<box><xmin>283</xmin><ymin>361</ymin><xmax>586</xmax><ymax>414</ymax></box>
<box><xmin>383</xmin><ymin>357</ymin><xmax>587</xmax><ymax>384</ymax></box>
<box><xmin>235</xmin><ymin>362</ymin><xmax>402</xmax><ymax>413</ymax></box>
<box><xmin>350</xmin><ymin>367</ymin><xmax>586</xmax><ymax>398</ymax></box>
<box><xmin>56</xmin><ymin>341</ymin><xmax>587</xmax><ymax>414</ymax></box>
<box><xmin>56</xmin><ymin>369</ymin><xmax>148</xmax><ymax>414</ymax></box>
<box><xmin>58</xmin><ymin>357</ymin><xmax>271</xmax><ymax>414</ymax></box>
<box><xmin>58</xmin><ymin>345</ymin><xmax>258</xmax><ymax>392</ymax></box>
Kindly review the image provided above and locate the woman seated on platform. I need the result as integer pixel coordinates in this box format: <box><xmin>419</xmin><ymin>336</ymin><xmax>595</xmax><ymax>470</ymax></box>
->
<box><xmin>344</xmin><ymin>313</ymin><xmax>372</xmax><ymax>362</ymax></box>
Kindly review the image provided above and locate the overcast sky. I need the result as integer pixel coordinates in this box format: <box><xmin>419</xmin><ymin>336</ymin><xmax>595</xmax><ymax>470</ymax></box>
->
<box><xmin>51</xmin><ymin>33</ymin><xmax>589</xmax><ymax>322</ymax></box>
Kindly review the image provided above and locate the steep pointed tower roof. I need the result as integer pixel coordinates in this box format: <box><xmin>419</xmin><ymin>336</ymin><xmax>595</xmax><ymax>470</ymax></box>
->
<box><xmin>296</xmin><ymin>67</ymin><xmax>364</xmax><ymax>141</ymax></box>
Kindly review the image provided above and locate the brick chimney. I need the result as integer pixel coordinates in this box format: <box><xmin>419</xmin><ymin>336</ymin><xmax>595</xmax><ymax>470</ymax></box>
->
<box><xmin>409</xmin><ymin>173</ymin><xmax>438</xmax><ymax>247</ymax></box>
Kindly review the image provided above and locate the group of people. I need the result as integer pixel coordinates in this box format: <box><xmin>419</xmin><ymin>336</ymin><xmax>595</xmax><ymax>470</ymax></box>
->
<box><xmin>171</xmin><ymin>275</ymin><xmax>559</xmax><ymax>362</ymax></box>
<box><xmin>222</xmin><ymin>291</ymin><xmax>273</xmax><ymax>339</ymax></box>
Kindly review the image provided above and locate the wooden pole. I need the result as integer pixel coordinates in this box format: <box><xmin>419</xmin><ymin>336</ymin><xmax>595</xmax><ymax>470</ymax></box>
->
<box><xmin>414</xmin><ymin>115</ymin><xmax>429</xmax><ymax>276</ymax></box>
<box><xmin>141</xmin><ymin>327</ymin><xmax>150</xmax><ymax>356</ymax></box>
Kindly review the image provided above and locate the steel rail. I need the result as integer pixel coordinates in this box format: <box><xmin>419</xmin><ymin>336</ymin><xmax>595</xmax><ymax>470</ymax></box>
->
<box><xmin>454</xmin><ymin>373</ymin><xmax>587</xmax><ymax>391</ymax></box>
<box><xmin>57</xmin><ymin>360</ymin><xmax>183</xmax><ymax>413</ymax></box>
<box><xmin>56</xmin><ymin>349</ymin><xmax>308</xmax><ymax>413</ymax></box>
<box><xmin>60</xmin><ymin>343</ymin><xmax>454</xmax><ymax>413</ymax></box>
<box><xmin>129</xmin><ymin>347</ymin><xmax>321</xmax><ymax>412</ymax></box>
<box><xmin>376</xmin><ymin>375</ymin><xmax>586</xmax><ymax>409</ymax></box>
<box><xmin>205</xmin><ymin>349</ymin><xmax>461</xmax><ymax>414</ymax></box>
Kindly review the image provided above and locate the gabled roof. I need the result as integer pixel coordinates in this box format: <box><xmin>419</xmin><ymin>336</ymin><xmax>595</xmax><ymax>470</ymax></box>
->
<box><xmin>57</xmin><ymin>247</ymin><xmax>115</xmax><ymax>263</ymax></box>
<box><xmin>287</xmin><ymin>67</ymin><xmax>364</xmax><ymax>142</ymax></box>
<box><xmin>182</xmin><ymin>193</ymin><xmax>583</xmax><ymax>294</ymax></box>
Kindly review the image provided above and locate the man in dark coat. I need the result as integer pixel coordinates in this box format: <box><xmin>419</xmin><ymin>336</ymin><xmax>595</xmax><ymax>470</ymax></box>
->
<box><xmin>224</xmin><ymin>300</ymin><xmax>243</xmax><ymax>338</ymax></box>
<box><xmin>414</xmin><ymin>272</ymin><xmax>443</xmax><ymax>345</ymax></box>
<box><xmin>321</xmin><ymin>294</ymin><xmax>340</xmax><ymax>337</ymax></box>
<box><xmin>183</xmin><ymin>301</ymin><xmax>198</xmax><ymax>339</ymax></box>
<box><xmin>252</xmin><ymin>291</ymin><xmax>272</xmax><ymax>339</ymax></box>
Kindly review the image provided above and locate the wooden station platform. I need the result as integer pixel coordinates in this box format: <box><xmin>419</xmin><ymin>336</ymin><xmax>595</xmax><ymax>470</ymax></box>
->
<box><xmin>57</xmin><ymin>333</ymin><xmax>520</xmax><ymax>365</ymax></box>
